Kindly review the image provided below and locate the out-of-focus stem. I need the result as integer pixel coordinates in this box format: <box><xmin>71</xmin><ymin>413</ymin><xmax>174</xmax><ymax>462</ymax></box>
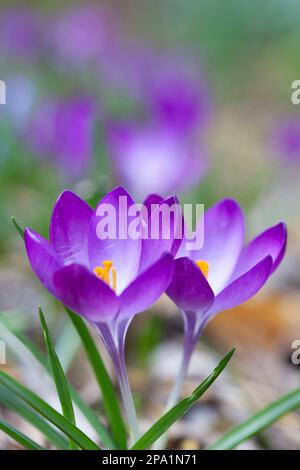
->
<box><xmin>113</xmin><ymin>344</ymin><xmax>141</xmax><ymax>443</ymax></box>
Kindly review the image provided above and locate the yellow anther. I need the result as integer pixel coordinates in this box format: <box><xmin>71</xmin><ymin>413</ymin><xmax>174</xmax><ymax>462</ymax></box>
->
<box><xmin>196</xmin><ymin>260</ymin><xmax>209</xmax><ymax>279</ymax></box>
<box><xmin>94</xmin><ymin>260</ymin><xmax>117</xmax><ymax>291</ymax></box>
<box><xmin>103</xmin><ymin>260</ymin><xmax>113</xmax><ymax>269</ymax></box>
<box><xmin>112</xmin><ymin>267</ymin><xmax>117</xmax><ymax>292</ymax></box>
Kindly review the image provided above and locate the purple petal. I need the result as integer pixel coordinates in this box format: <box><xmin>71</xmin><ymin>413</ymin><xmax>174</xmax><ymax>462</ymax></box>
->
<box><xmin>189</xmin><ymin>199</ymin><xmax>245</xmax><ymax>294</ymax></box>
<box><xmin>233</xmin><ymin>223</ymin><xmax>287</xmax><ymax>279</ymax></box>
<box><xmin>107</xmin><ymin>123</ymin><xmax>206</xmax><ymax>199</ymax></box>
<box><xmin>119</xmin><ymin>253</ymin><xmax>174</xmax><ymax>317</ymax></box>
<box><xmin>24</xmin><ymin>228</ymin><xmax>62</xmax><ymax>296</ymax></box>
<box><xmin>139</xmin><ymin>196</ymin><xmax>183</xmax><ymax>273</ymax></box>
<box><xmin>142</xmin><ymin>194</ymin><xmax>164</xmax><ymax>220</ymax></box>
<box><xmin>167</xmin><ymin>257</ymin><xmax>215</xmax><ymax>312</ymax></box>
<box><xmin>53</xmin><ymin>264</ymin><xmax>119</xmax><ymax>321</ymax></box>
<box><xmin>88</xmin><ymin>186</ymin><xmax>142</xmax><ymax>294</ymax></box>
<box><xmin>50</xmin><ymin>190</ymin><xmax>93</xmax><ymax>266</ymax></box>
<box><xmin>207</xmin><ymin>256</ymin><xmax>273</xmax><ymax>318</ymax></box>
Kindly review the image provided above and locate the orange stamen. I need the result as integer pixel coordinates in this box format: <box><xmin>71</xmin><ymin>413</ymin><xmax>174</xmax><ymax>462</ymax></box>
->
<box><xmin>196</xmin><ymin>260</ymin><xmax>209</xmax><ymax>279</ymax></box>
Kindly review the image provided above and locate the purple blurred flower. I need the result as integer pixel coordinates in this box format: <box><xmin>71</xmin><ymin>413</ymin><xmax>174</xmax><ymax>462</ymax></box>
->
<box><xmin>145</xmin><ymin>57</ymin><xmax>211</xmax><ymax>135</ymax></box>
<box><xmin>273</xmin><ymin>117</ymin><xmax>300</xmax><ymax>164</ymax></box>
<box><xmin>99</xmin><ymin>41</ymin><xmax>155</xmax><ymax>99</ymax></box>
<box><xmin>26</xmin><ymin>96</ymin><xmax>95</xmax><ymax>182</ymax></box>
<box><xmin>161</xmin><ymin>197</ymin><xmax>286</xmax><ymax>409</ymax></box>
<box><xmin>49</xmin><ymin>5</ymin><xmax>118</xmax><ymax>66</ymax></box>
<box><xmin>0</xmin><ymin>7</ymin><xmax>41</xmax><ymax>59</ymax></box>
<box><xmin>24</xmin><ymin>187</ymin><xmax>175</xmax><ymax>439</ymax></box>
<box><xmin>101</xmin><ymin>46</ymin><xmax>211</xmax><ymax>135</ymax></box>
<box><xmin>106</xmin><ymin>122</ymin><xmax>207</xmax><ymax>199</ymax></box>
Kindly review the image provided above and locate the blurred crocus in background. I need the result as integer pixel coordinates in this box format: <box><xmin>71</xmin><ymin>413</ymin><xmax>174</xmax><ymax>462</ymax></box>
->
<box><xmin>105</xmin><ymin>51</ymin><xmax>210</xmax><ymax>199</ymax></box>
<box><xmin>273</xmin><ymin>117</ymin><xmax>300</xmax><ymax>165</ymax></box>
<box><xmin>107</xmin><ymin>122</ymin><xmax>207</xmax><ymax>199</ymax></box>
<box><xmin>143</xmin><ymin>54</ymin><xmax>211</xmax><ymax>136</ymax></box>
<box><xmin>0</xmin><ymin>7</ymin><xmax>42</xmax><ymax>60</ymax></box>
<box><xmin>49</xmin><ymin>4</ymin><xmax>119</xmax><ymax>67</ymax></box>
<box><xmin>26</xmin><ymin>96</ymin><xmax>95</xmax><ymax>182</ymax></box>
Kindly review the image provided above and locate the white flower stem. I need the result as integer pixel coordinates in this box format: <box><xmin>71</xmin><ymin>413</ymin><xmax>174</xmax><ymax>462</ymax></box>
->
<box><xmin>97</xmin><ymin>321</ymin><xmax>141</xmax><ymax>445</ymax></box>
<box><xmin>115</xmin><ymin>345</ymin><xmax>141</xmax><ymax>443</ymax></box>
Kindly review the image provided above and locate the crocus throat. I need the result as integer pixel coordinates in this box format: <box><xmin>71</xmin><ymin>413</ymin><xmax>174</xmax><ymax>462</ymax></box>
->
<box><xmin>94</xmin><ymin>260</ymin><xmax>117</xmax><ymax>291</ymax></box>
<box><xmin>196</xmin><ymin>260</ymin><xmax>209</xmax><ymax>279</ymax></box>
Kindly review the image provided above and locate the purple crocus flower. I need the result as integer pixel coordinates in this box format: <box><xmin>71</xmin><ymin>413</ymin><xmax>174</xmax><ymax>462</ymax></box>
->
<box><xmin>24</xmin><ymin>187</ymin><xmax>175</xmax><ymax>440</ymax></box>
<box><xmin>26</xmin><ymin>96</ymin><xmax>95</xmax><ymax>182</ymax></box>
<box><xmin>145</xmin><ymin>56</ymin><xmax>211</xmax><ymax>136</ymax></box>
<box><xmin>273</xmin><ymin>117</ymin><xmax>300</xmax><ymax>164</ymax></box>
<box><xmin>159</xmin><ymin>197</ymin><xmax>287</xmax><ymax>411</ymax></box>
<box><xmin>101</xmin><ymin>44</ymin><xmax>211</xmax><ymax>135</ymax></box>
<box><xmin>49</xmin><ymin>5</ymin><xmax>119</xmax><ymax>66</ymax></box>
<box><xmin>106</xmin><ymin>122</ymin><xmax>207</xmax><ymax>199</ymax></box>
<box><xmin>0</xmin><ymin>7</ymin><xmax>41</xmax><ymax>59</ymax></box>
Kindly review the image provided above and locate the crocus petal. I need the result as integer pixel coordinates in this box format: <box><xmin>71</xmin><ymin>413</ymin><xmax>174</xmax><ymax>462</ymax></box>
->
<box><xmin>24</xmin><ymin>228</ymin><xmax>62</xmax><ymax>295</ymax></box>
<box><xmin>189</xmin><ymin>199</ymin><xmax>245</xmax><ymax>294</ymax></box>
<box><xmin>233</xmin><ymin>222</ymin><xmax>287</xmax><ymax>279</ymax></box>
<box><xmin>119</xmin><ymin>253</ymin><xmax>174</xmax><ymax>318</ymax></box>
<box><xmin>88</xmin><ymin>186</ymin><xmax>141</xmax><ymax>294</ymax></box>
<box><xmin>139</xmin><ymin>195</ymin><xmax>183</xmax><ymax>273</ymax></box>
<box><xmin>206</xmin><ymin>256</ymin><xmax>273</xmax><ymax>318</ymax></box>
<box><xmin>142</xmin><ymin>194</ymin><xmax>163</xmax><ymax>220</ymax></box>
<box><xmin>50</xmin><ymin>190</ymin><xmax>93</xmax><ymax>266</ymax></box>
<box><xmin>53</xmin><ymin>264</ymin><xmax>119</xmax><ymax>321</ymax></box>
<box><xmin>166</xmin><ymin>257</ymin><xmax>215</xmax><ymax>313</ymax></box>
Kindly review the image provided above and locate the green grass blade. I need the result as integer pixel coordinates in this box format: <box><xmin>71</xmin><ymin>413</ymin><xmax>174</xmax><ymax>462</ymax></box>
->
<box><xmin>0</xmin><ymin>418</ymin><xmax>44</xmax><ymax>450</ymax></box>
<box><xmin>65</xmin><ymin>308</ymin><xmax>127</xmax><ymax>449</ymax></box>
<box><xmin>39</xmin><ymin>307</ymin><xmax>77</xmax><ymax>450</ymax></box>
<box><xmin>0</xmin><ymin>312</ymin><xmax>115</xmax><ymax>449</ymax></box>
<box><xmin>131</xmin><ymin>349</ymin><xmax>235</xmax><ymax>450</ymax></box>
<box><xmin>0</xmin><ymin>372</ymin><xmax>100</xmax><ymax>450</ymax></box>
<box><xmin>207</xmin><ymin>386</ymin><xmax>300</xmax><ymax>450</ymax></box>
<box><xmin>11</xmin><ymin>216</ymin><xmax>24</xmax><ymax>239</ymax></box>
<box><xmin>0</xmin><ymin>385</ymin><xmax>68</xmax><ymax>449</ymax></box>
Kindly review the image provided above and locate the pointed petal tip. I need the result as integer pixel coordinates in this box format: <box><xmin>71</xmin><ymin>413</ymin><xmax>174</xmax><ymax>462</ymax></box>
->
<box><xmin>217</xmin><ymin>197</ymin><xmax>242</xmax><ymax>212</ymax></box>
<box><xmin>24</xmin><ymin>226</ymin><xmax>40</xmax><ymax>243</ymax></box>
<box><xmin>97</xmin><ymin>185</ymin><xmax>135</xmax><ymax>205</ymax></box>
<box><xmin>54</xmin><ymin>189</ymin><xmax>89</xmax><ymax>207</ymax></box>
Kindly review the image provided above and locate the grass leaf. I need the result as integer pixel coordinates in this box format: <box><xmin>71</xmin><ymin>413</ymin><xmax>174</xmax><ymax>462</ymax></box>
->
<box><xmin>0</xmin><ymin>385</ymin><xmax>68</xmax><ymax>449</ymax></box>
<box><xmin>11</xmin><ymin>216</ymin><xmax>24</xmax><ymax>239</ymax></box>
<box><xmin>0</xmin><ymin>312</ymin><xmax>115</xmax><ymax>449</ymax></box>
<box><xmin>207</xmin><ymin>386</ymin><xmax>300</xmax><ymax>450</ymax></box>
<box><xmin>39</xmin><ymin>307</ymin><xmax>77</xmax><ymax>449</ymax></box>
<box><xmin>0</xmin><ymin>418</ymin><xmax>44</xmax><ymax>450</ymax></box>
<box><xmin>131</xmin><ymin>349</ymin><xmax>235</xmax><ymax>450</ymax></box>
<box><xmin>0</xmin><ymin>371</ymin><xmax>100</xmax><ymax>450</ymax></box>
